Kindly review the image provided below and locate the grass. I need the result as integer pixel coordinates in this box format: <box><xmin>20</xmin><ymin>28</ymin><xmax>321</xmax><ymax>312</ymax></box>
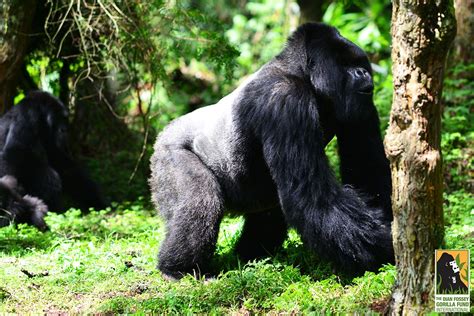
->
<box><xmin>0</xmin><ymin>193</ymin><xmax>471</xmax><ymax>314</ymax></box>
<box><xmin>0</xmin><ymin>199</ymin><xmax>395</xmax><ymax>314</ymax></box>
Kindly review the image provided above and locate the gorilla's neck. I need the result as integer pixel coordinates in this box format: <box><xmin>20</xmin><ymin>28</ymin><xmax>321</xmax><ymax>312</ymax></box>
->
<box><xmin>273</xmin><ymin>44</ymin><xmax>307</xmax><ymax>79</ymax></box>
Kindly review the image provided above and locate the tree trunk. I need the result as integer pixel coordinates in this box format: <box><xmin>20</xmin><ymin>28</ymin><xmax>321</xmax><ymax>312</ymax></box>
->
<box><xmin>0</xmin><ymin>0</ymin><xmax>36</xmax><ymax>112</ymax></box>
<box><xmin>454</xmin><ymin>0</ymin><xmax>474</xmax><ymax>62</ymax></box>
<box><xmin>385</xmin><ymin>1</ymin><xmax>456</xmax><ymax>314</ymax></box>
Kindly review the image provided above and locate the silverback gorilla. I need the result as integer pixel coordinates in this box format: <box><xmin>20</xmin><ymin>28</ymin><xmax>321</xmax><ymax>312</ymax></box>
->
<box><xmin>150</xmin><ymin>23</ymin><xmax>393</xmax><ymax>279</ymax></box>
<box><xmin>0</xmin><ymin>91</ymin><xmax>106</xmax><ymax>230</ymax></box>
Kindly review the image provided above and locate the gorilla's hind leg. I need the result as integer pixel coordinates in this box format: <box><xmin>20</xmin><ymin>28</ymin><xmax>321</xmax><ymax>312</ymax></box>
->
<box><xmin>236</xmin><ymin>208</ymin><xmax>287</xmax><ymax>261</ymax></box>
<box><xmin>151</xmin><ymin>147</ymin><xmax>224</xmax><ymax>280</ymax></box>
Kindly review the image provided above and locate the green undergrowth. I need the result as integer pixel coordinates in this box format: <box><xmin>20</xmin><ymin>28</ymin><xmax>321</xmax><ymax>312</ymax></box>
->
<box><xmin>0</xmin><ymin>191</ymin><xmax>471</xmax><ymax>314</ymax></box>
<box><xmin>0</xmin><ymin>206</ymin><xmax>395</xmax><ymax>314</ymax></box>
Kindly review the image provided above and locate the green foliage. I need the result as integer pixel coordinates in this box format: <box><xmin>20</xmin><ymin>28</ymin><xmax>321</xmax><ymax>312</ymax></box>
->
<box><xmin>24</xmin><ymin>1</ymin><xmax>242</xmax><ymax>158</ymax></box>
<box><xmin>372</xmin><ymin>59</ymin><xmax>393</xmax><ymax>132</ymax></box>
<box><xmin>441</xmin><ymin>61</ymin><xmax>474</xmax><ymax>269</ymax></box>
<box><xmin>0</xmin><ymin>224</ymin><xmax>55</xmax><ymax>255</ymax></box>
<box><xmin>325</xmin><ymin>137</ymin><xmax>341</xmax><ymax>180</ymax></box>
<box><xmin>226</xmin><ymin>0</ymin><xmax>295</xmax><ymax>77</ymax></box>
<box><xmin>149</xmin><ymin>4</ymin><xmax>240</xmax><ymax>81</ymax></box>
<box><xmin>442</xmin><ymin>62</ymin><xmax>474</xmax><ymax>192</ymax></box>
<box><xmin>273</xmin><ymin>266</ymin><xmax>395</xmax><ymax>313</ymax></box>
<box><xmin>24</xmin><ymin>56</ymin><xmax>62</xmax><ymax>94</ymax></box>
<box><xmin>443</xmin><ymin>190</ymin><xmax>474</xmax><ymax>265</ymax></box>
<box><xmin>322</xmin><ymin>0</ymin><xmax>391</xmax><ymax>56</ymax></box>
<box><xmin>444</xmin><ymin>63</ymin><xmax>474</xmax><ymax>110</ymax></box>
<box><xmin>84</xmin><ymin>150</ymin><xmax>152</xmax><ymax>202</ymax></box>
<box><xmin>442</xmin><ymin>130</ymin><xmax>473</xmax><ymax>191</ymax></box>
<box><xmin>44</xmin><ymin>0</ymin><xmax>239</xmax><ymax>85</ymax></box>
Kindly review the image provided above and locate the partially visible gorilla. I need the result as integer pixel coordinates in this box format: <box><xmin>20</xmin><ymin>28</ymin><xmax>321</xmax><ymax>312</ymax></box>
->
<box><xmin>0</xmin><ymin>91</ymin><xmax>107</xmax><ymax>230</ymax></box>
<box><xmin>0</xmin><ymin>175</ymin><xmax>48</xmax><ymax>231</ymax></box>
<box><xmin>150</xmin><ymin>23</ymin><xmax>393</xmax><ymax>279</ymax></box>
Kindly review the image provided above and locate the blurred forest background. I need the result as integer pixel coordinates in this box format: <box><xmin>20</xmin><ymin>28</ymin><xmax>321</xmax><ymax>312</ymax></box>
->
<box><xmin>0</xmin><ymin>0</ymin><xmax>472</xmax><ymax>313</ymax></box>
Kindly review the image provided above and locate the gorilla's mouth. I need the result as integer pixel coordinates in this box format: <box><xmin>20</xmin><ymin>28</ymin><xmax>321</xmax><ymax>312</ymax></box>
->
<box><xmin>357</xmin><ymin>84</ymin><xmax>374</xmax><ymax>95</ymax></box>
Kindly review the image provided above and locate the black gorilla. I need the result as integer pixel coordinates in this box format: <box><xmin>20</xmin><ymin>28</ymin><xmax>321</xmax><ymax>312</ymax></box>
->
<box><xmin>437</xmin><ymin>253</ymin><xmax>468</xmax><ymax>294</ymax></box>
<box><xmin>0</xmin><ymin>175</ymin><xmax>48</xmax><ymax>231</ymax></box>
<box><xmin>0</xmin><ymin>91</ymin><xmax>106</xmax><ymax>229</ymax></box>
<box><xmin>150</xmin><ymin>23</ymin><xmax>393</xmax><ymax>279</ymax></box>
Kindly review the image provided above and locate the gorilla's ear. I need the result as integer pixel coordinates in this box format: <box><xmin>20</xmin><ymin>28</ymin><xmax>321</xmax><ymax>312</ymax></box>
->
<box><xmin>310</xmin><ymin>63</ymin><xmax>331</xmax><ymax>94</ymax></box>
<box><xmin>307</xmin><ymin>47</ymin><xmax>342</xmax><ymax>99</ymax></box>
<box><xmin>309</xmin><ymin>61</ymin><xmax>343</xmax><ymax>103</ymax></box>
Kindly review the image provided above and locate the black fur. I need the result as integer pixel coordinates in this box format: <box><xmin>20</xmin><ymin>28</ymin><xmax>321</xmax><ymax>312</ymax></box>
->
<box><xmin>0</xmin><ymin>175</ymin><xmax>48</xmax><ymax>231</ymax></box>
<box><xmin>150</xmin><ymin>23</ymin><xmax>393</xmax><ymax>279</ymax></box>
<box><xmin>0</xmin><ymin>91</ymin><xmax>106</xmax><ymax>228</ymax></box>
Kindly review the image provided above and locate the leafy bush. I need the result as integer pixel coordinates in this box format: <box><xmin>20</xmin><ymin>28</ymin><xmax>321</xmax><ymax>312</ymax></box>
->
<box><xmin>442</xmin><ymin>62</ymin><xmax>474</xmax><ymax>192</ymax></box>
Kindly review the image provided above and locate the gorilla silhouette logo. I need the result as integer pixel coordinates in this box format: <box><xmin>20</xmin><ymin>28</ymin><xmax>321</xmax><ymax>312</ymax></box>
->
<box><xmin>436</xmin><ymin>252</ymin><xmax>468</xmax><ymax>294</ymax></box>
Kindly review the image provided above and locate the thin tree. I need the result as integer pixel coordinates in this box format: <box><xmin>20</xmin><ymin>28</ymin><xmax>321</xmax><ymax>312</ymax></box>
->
<box><xmin>454</xmin><ymin>0</ymin><xmax>474</xmax><ymax>62</ymax></box>
<box><xmin>0</xmin><ymin>0</ymin><xmax>37</xmax><ymax>111</ymax></box>
<box><xmin>385</xmin><ymin>0</ymin><xmax>456</xmax><ymax>314</ymax></box>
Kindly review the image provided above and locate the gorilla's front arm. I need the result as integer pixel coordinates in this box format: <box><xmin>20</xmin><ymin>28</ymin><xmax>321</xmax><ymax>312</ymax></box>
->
<box><xmin>336</xmin><ymin>111</ymin><xmax>392</xmax><ymax>218</ymax></box>
<box><xmin>237</xmin><ymin>72</ymin><xmax>393</xmax><ymax>274</ymax></box>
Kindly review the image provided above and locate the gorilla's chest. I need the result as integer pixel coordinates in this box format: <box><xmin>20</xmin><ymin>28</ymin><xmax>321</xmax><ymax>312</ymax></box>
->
<box><xmin>194</xmin><ymin>136</ymin><xmax>279</xmax><ymax>214</ymax></box>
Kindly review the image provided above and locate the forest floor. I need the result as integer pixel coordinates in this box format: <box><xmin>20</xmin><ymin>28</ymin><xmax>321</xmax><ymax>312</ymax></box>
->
<box><xmin>0</xmin><ymin>194</ymin><xmax>472</xmax><ymax>314</ymax></box>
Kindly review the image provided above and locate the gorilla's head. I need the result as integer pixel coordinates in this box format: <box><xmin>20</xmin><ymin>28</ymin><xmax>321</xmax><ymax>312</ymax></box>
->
<box><xmin>283</xmin><ymin>23</ymin><xmax>375</xmax><ymax>123</ymax></box>
<box><xmin>22</xmin><ymin>91</ymin><xmax>70</xmax><ymax>152</ymax></box>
